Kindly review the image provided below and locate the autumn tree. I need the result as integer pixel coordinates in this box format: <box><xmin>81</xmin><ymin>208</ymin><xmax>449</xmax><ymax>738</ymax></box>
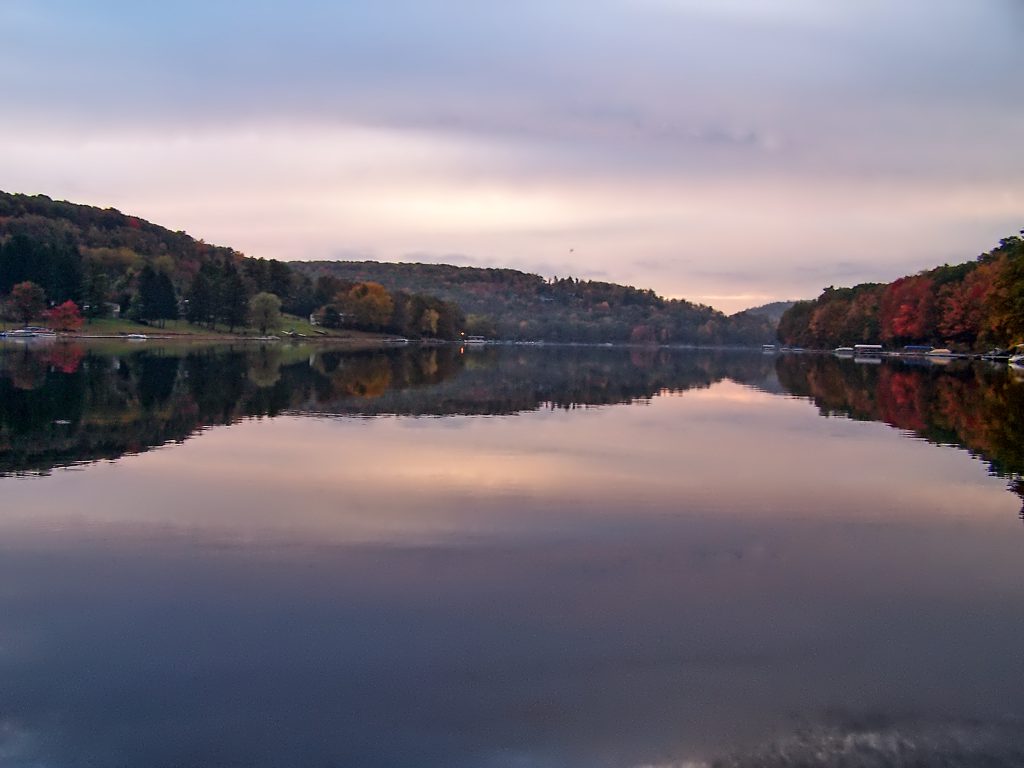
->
<box><xmin>937</xmin><ymin>265</ymin><xmax>992</xmax><ymax>345</ymax></box>
<box><xmin>776</xmin><ymin>300</ymin><xmax>814</xmax><ymax>346</ymax></box>
<box><xmin>45</xmin><ymin>300</ymin><xmax>84</xmax><ymax>331</ymax></box>
<box><xmin>342</xmin><ymin>282</ymin><xmax>394</xmax><ymax>330</ymax></box>
<box><xmin>987</xmin><ymin>243</ymin><xmax>1024</xmax><ymax>344</ymax></box>
<box><xmin>880</xmin><ymin>275</ymin><xmax>936</xmax><ymax>344</ymax></box>
<box><xmin>8</xmin><ymin>281</ymin><xmax>46</xmax><ymax>326</ymax></box>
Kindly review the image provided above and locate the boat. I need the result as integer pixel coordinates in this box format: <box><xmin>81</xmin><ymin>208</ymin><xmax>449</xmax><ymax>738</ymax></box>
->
<box><xmin>833</xmin><ymin>346</ymin><xmax>854</xmax><ymax>356</ymax></box>
<box><xmin>853</xmin><ymin>344</ymin><xmax>884</xmax><ymax>356</ymax></box>
<box><xmin>125</xmin><ymin>333</ymin><xmax>148</xmax><ymax>341</ymax></box>
<box><xmin>762</xmin><ymin>344</ymin><xmax>776</xmax><ymax>353</ymax></box>
<box><xmin>463</xmin><ymin>335</ymin><xmax>487</xmax><ymax>345</ymax></box>
<box><xmin>926</xmin><ymin>348</ymin><xmax>955</xmax><ymax>357</ymax></box>
<box><xmin>4</xmin><ymin>326</ymin><xmax>56</xmax><ymax>338</ymax></box>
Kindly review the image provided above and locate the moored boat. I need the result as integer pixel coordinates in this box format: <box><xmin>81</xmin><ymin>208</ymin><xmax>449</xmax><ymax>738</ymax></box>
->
<box><xmin>853</xmin><ymin>344</ymin><xmax>884</xmax><ymax>356</ymax></box>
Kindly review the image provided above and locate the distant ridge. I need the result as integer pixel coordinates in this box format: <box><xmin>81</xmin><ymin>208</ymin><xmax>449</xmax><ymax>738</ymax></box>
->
<box><xmin>0</xmin><ymin>190</ymin><xmax>777</xmax><ymax>345</ymax></box>
<box><xmin>292</xmin><ymin>260</ymin><xmax>776</xmax><ymax>345</ymax></box>
<box><xmin>741</xmin><ymin>300</ymin><xmax>796</xmax><ymax>324</ymax></box>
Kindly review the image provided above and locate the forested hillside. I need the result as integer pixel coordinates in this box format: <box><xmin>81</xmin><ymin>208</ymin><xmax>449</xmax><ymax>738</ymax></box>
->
<box><xmin>777</xmin><ymin>234</ymin><xmax>1024</xmax><ymax>350</ymax></box>
<box><xmin>744</xmin><ymin>300</ymin><xmax>796</xmax><ymax>324</ymax></box>
<box><xmin>0</xmin><ymin>190</ymin><xmax>777</xmax><ymax>345</ymax></box>
<box><xmin>0</xmin><ymin>192</ymin><xmax>463</xmax><ymax>339</ymax></box>
<box><xmin>293</xmin><ymin>260</ymin><xmax>775</xmax><ymax>345</ymax></box>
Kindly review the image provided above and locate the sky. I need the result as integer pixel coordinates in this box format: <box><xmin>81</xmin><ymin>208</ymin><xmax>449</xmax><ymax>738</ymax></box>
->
<box><xmin>1</xmin><ymin>1</ymin><xmax>1022</xmax><ymax>312</ymax></box>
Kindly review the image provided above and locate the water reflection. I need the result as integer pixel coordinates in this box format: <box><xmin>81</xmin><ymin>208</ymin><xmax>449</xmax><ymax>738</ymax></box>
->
<box><xmin>1</xmin><ymin>343</ymin><xmax>1023</xmax><ymax>767</ymax></box>
<box><xmin>1</xmin><ymin>343</ymin><xmax>1021</xmax><ymax>505</ymax></box>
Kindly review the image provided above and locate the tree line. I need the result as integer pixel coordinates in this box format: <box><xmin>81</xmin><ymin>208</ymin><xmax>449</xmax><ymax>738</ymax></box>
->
<box><xmin>310</xmin><ymin>275</ymin><xmax>464</xmax><ymax>339</ymax></box>
<box><xmin>291</xmin><ymin>260</ymin><xmax>776</xmax><ymax>345</ymax></box>
<box><xmin>777</xmin><ymin>233</ymin><xmax>1024</xmax><ymax>350</ymax></box>
<box><xmin>0</xmin><ymin>191</ymin><xmax>464</xmax><ymax>338</ymax></box>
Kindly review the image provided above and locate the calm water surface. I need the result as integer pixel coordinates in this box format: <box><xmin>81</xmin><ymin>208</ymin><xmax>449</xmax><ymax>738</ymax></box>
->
<box><xmin>1</xmin><ymin>342</ymin><xmax>1023</xmax><ymax>767</ymax></box>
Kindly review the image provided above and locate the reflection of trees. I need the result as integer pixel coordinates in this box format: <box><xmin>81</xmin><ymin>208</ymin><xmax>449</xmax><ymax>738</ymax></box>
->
<box><xmin>0</xmin><ymin>345</ymin><xmax>780</xmax><ymax>474</ymax></box>
<box><xmin>302</xmin><ymin>347</ymin><xmax>780</xmax><ymax>416</ymax></box>
<box><xmin>777</xmin><ymin>355</ymin><xmax>1024</xmax><ymax>513</ymax></box>
<box><xmin>7</xmin><ymin>347</ymin><xmax>48</xmax><ymax>391</ymax></box>
<box><xmin>5</xmin><ymin>342</ymin><xmax>1022</xmax><ymax>519</ymax></box>
<box><xmin>246</xmin><ymin>346</ymin><xmax>283</xmax><ymax>389</ymax></box>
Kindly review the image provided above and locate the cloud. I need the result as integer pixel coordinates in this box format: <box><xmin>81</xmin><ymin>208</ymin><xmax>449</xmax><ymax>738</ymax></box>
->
<box><xmin>0</xmin><ymin>0</ymin><xmax>1021</xmax><ymax>311</ymax></box>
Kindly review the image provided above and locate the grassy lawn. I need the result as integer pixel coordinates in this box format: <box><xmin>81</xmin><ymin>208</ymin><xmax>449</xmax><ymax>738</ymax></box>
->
<box><xmin>69</xmin><ymin>314</ymin><xmax>389</xmax><ymax>341</ymax></box>
<box><xmin>79</xmin><ymin>318</ymin><xmax>213</xmax><ymax>336</ymax></box>
<box><xmin>3</xmin><ymin>314</ymin><xmax>394</xmax><ymax>344</ymax></box>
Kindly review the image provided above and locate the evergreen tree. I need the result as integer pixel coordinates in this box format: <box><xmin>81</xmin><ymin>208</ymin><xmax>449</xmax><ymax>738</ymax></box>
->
<box><xmin>186</xmin><ymin>265</ymin><xmax>216</xmax><ymax>327</ymax></box>
<box><xmin>152</xmin><ymin>271</ymin><xmax>178</xmax><ymax>327</ymax></box>
<box><xmin>82</xmin><ymin>264</ymin><xmax>112</xmax><ymax>318</ymax></box>
<box><xmin>135</xmin><ymin>265</ymin><xmax>160</xmax><ymax>321</ymax></box>
<box><xmin>219</xmin><ymin>261</ymin><xmax>250</xmax><ymax>331</ymax></box>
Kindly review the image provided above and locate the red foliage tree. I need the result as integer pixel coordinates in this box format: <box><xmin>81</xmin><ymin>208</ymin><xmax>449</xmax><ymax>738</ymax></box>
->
<box><xmin>937</xmin><ymin>265</ymin><xmax>994</xmax><ymax>344</ymax></box>
<box><xmin>46</xmin><ymin>343</ymin><xmax>86</xmax><ymax>373</ymax></box>
<box><xmin>880</xmin><ymin>275</ymin><xmax>935</xmax><ymax>344</ymax></box>
<box><xmin>45</xmin><ymin>300</ymin><xmax>84</xmax><ymax>332</ymax></box>
<box><xmin>8</xmin><ymin>281</ymin><xmax>46</xmax><ymax>325</ymax></box>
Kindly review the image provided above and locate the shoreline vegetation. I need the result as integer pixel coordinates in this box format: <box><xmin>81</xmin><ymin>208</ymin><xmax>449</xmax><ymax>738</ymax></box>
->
<box><xmin>0</xmin><ymin>191</ymin><xmax>776</xmax><ymax>346</ymax></box>
<box><xmin>1</xmin><ymin>191</ymin><xmax>1019</xmax><ymax>351</ymax></box>
<box><xmin>0</xmin><ymin>191</ymin><xmax>465</xmax><ymax>345</ymax></box>
<box><xmin>0</xmin><ymin>316</ymin><xmax>401</xmax><ymax>347</ymax></box>
<box><xmin>777</xmin><ymin>232</ymin><xmax>1024</xmax><ymax>352</ymax></box>
<box><xmin>0</xmin><ymin>343</ymin><xmax>1020</xmax><ymax>517</ymax></box>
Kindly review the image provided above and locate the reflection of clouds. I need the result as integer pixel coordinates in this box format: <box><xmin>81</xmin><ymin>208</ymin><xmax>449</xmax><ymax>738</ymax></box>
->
<box><xmin>1</xmin><ymin>512</ymin><xmax>1023</xmax><ymax>767</ymax></box>
<box><xmin>703</xmin><ymin>717</ymin><xmax>1024</xmax><ymax>768</ymax></box>
<box><xmin>0</xmin><ymin>719</ymin><xmax>37</xmax><ymax>765</ymax></box>
<box><xmin>0</xmin><ymin>379</ymin><xmax>1014</xmax><ymax>544</ymax></box>
<box><xmin>2</xmin><ymin>3</ymin><xmax>1022</xmax><ymax>311</ymax></box>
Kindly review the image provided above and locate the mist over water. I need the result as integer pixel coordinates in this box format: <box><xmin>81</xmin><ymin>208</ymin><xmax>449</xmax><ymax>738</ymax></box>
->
<box><xmin>1</xmin><ymin>342</ymin><xmax>1022</xmax><ymax>767</ymax></box>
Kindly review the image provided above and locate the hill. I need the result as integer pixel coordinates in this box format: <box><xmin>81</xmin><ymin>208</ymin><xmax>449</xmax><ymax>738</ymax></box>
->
<box><xmin>776</xmin><ymin>234</ymin><xmax>1024</xmax><ymax>350</ymax></box>
<box><xmin>0</xmin><ymin>191</ymin><xmax>462</xmax><ymax>339</ymax></box>
<box><xmin>0</xmin><ymin>190</ymin><xmax>319</xmax><ymax>319</ymax></box>
<box><xmin>0</xmin><ymin>190</ymin><xmax>776</xmax><ymax>345</ymax></box>
<box><xmin>292</xmin><ymin>260</ymin><xmax>775</xmax><ymax>345</ymax></box>
<box><xmin>744</xmin><ymin>300</ymin><xmax>796</xmax><ymax>325</ymax></box>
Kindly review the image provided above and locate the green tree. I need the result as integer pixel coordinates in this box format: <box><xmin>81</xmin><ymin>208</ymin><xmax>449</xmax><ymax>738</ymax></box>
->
<box><xmin>82</xmin><ymin>263</ymin><xmax>112</xmax><ymax>318</ymax></box>
<box><xmin>186</xmin><ymin>266</ymin><xmax>216</xmax><ymax>327</ymax></box>
<box><xmin>219</xmin><ymin>262</ymin><xmax>250</xmax><ymax>331</ymax></box>
<box><xmin>134</xmin><ymin>265</ymin><xmax>177</xmax><ymax>326</ymax></box>
<box><xmin>268</xmin><ymin>259</ymin><xmax>292</xmax><ymax>299</ymax></box>
<box><xmin>249</xmin><ymin>292</ymin><xmax>282</xmax><ymax>335</ymax></box>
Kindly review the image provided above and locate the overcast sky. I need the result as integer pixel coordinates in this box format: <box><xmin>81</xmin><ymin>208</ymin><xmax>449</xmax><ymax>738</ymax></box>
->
<box><xmin>2</xmin><ymin>0</ymin><xmax>1021</xmax><ymax>312</ymax></box>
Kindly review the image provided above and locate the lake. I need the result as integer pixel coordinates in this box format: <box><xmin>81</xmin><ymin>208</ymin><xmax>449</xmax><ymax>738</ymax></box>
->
<box><xmin>1</xmin><ymin>341</ymin><xmax>1023</xmax><ymax>767</ymax></box>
